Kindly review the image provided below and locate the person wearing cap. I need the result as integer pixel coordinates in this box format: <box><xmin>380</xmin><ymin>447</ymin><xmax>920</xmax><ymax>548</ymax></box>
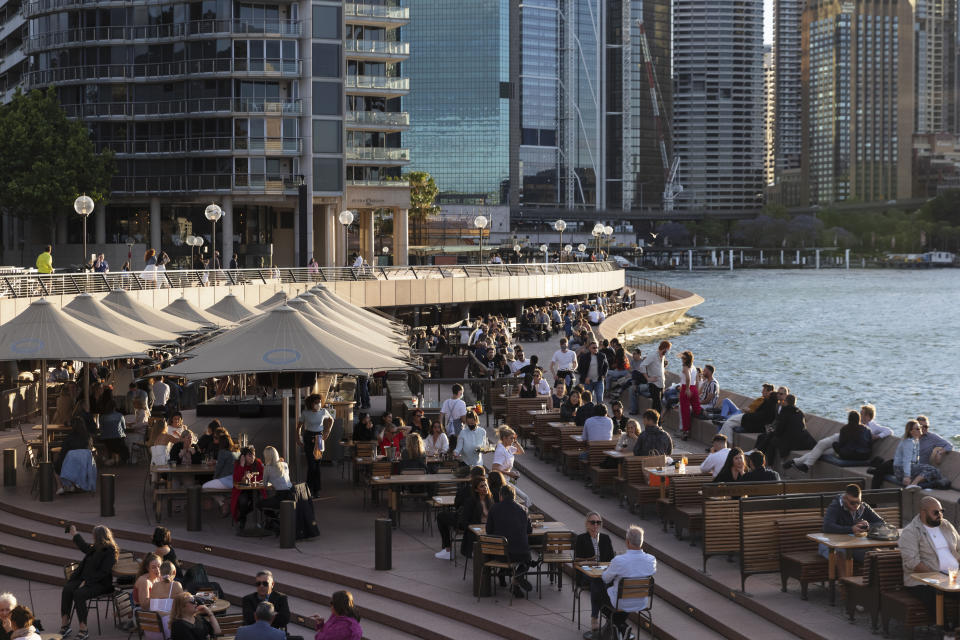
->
<box><xmin>298</xmin><ymin>394</ymin><xmax>333</xmax><ymax>495</ymax></box>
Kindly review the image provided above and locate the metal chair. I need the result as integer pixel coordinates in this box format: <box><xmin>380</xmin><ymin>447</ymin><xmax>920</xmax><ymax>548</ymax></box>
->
<box><xmin>64</xmin><ymin>561</ymin><xmax>117</xmax><ymax>634</ymax></box>
<box><xmin>536</xmin><ymin>531</ymin><xmax>574</xmax><ymax>597</ymax></box>
<box><xmin>598</xmin><ymin>577</ymin><xmax>655</xmax><ymax>640</ymax></box>
<box><xmin>477</xmin><ymin>535</ymin><xmax>523</xmax><ymax>604</ymax></box>
<box><xmin>133</xmin><ymin>610</ymin><xmax>167</xmax><ymax>640</ymax></box>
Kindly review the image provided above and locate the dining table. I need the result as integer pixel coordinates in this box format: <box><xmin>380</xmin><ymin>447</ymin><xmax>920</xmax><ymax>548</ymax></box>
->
<box><xmin>644</xmin><ymin>465</ymin><xmax>704</xmax><ymax>499</ymax></box>
<box><xmin>469</xmin><ymin>521</ymin><xmax>573</xmax><ymax>597</ymax></box>
<box><xmin>807</xmin><ymin>531</ymin><xmax>900</xmax><ymax>605</ymax></box>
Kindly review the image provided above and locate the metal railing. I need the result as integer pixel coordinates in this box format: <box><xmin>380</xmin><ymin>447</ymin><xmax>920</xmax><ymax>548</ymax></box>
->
<box><xmin>24</xmin><ymin>58</ymin><xmax>301</xmax><ymax>87</ymax></box>
<box><xmin>344</xmin><ymin>39</ymin><xmax>409</xmax><ymax>56</ymax></box>
<box><xmin>110</xmin><ymin>173</ymin><xmax>303</xmax><ymax>195</ymax></box>
<box><xmin>62</xmin><ymin>98</ymin><xmax>302</xmax><ymax>118</ymax></box>
<box><xmin>345</xmin><ymin>179</ymin><xmax>409</xmax><ymax>188</ymax></box>
<box><xmin>624</xmin><ymin>274</ymin><xmax>672</xmax><ymax>301</ymax></box>
<box><xmin>346</xmin><ymin>146</ymin><xmax>410</xmax><ymax>162</ymax></box>
<box><xmin>344</xmin><ymin>3</ymin><xmax>409</xmax><ymax>21</ymax></box>
<box><xmin>344</xmin><ymin>75</ymin><xmax>409</xmax><ymax>92</ymax></box>
<box><xmin>0</xmin><ymin>262</ymin><xmax>620</xmax><ymax>300</ymax></box>
<box><xmin>103</xmin><ymin>136</ymin><xmax>301</xmax><ymax>156</ymax></box>
<box><xmin>345</xmin><ymin>110</ymin><xmax>409</xmax><ymax>127</ymax></box>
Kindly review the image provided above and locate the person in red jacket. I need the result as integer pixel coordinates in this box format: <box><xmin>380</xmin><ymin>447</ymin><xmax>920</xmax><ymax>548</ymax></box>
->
<box><xmin>231</xmin><ymin>446</ymin><xmax>265</xmax><ymax>532</ymax></box>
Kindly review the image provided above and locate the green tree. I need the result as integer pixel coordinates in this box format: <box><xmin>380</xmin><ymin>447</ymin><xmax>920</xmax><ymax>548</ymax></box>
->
<box><xmin>0</xmin><ymin>88</ymin><xmax>114</xmax><ymax>241</ymax></box>
<box><xmin>404</xmin><ymin>170</ymin><xmax>439</xmax><ymax>245</ymax></box>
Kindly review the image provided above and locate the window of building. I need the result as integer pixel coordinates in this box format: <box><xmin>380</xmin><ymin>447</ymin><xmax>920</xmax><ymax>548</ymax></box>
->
<box><xmin>312</xmin><ymin>5</ymin><xmax>341</xmax><ymax>39</ymax></box>
<box><xmin>312</xmin><ymin>43</ymin><xmax>340</xmax><ymax>77</ymax></box>
<box><xmin>312</xmin><ymin>81</ymin><xmax>342</xmax><ymax>115</ymax></box>
<box><xmin>312</xmin><ymin>119</ymin><xmax>341</xmax><ymax>153</ymax></box>
<box><xmin>313</xmin><ymin>157</ymin><xmax>342</xmax><ymax>191</ymax></box>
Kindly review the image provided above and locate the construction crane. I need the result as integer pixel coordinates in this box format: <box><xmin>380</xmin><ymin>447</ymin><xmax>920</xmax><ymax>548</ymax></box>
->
<box><xmin>637</xmin><ymin>19</ymin><xmax>683</xmax><ymax>211</ymax></box>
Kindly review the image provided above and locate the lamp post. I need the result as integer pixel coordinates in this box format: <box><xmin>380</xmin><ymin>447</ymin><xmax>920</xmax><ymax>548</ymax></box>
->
<box><xmin>604</xmin><ymin>225</ymin><xmax>614</xmax><ymax>258</ymax></box>
<box><xmin>553</xmin><ymin>219</ymin><xmax>566</xmax><ymax>262</ymax></box>
<box><xmin>204</xmin><ymin>203</ymin><xmax>222</xmax><ymax>287</ymax></box>
<box><xmin>74</xmin><ymin>194</ymin><xmax>94</xmax><ymax>271</ymax></box>
<box><xmin>577</xmin><ymin>243</ymin><xmax>586</xmax><ymax>262</ymax></box>
<box><xmin>338</xmin><ymin>210</ymin><xmax>354</xmax><ymax>266</ymax></box>
<box><xmin>592</xmin><ymin>223</ymin><xmax>604</xmax><ymax>258</ymax></box>
<box><xmin>564</xmin><ymin>243</ymin><xmax>572</xmax><ymax>261</ymax></box>
<box><xmin>381</xmin><ymin>244</ymin><xmax>389</xmax><ymax>266</ymax></box>
<box><xmin>186</xmin><ymin>235</ymin><xmax>196</xmax><ymax>268</ymax></box>
<box><xmin>539</xmin><ymin>243</ymin><xmax>548</xmax><ymax>266</ymax></box>
<box><xmin>473</xmin><ymin>214</ymin><xmax>488</xmax><ymax>265</ymax></box>
<box><xmin>513</xmin><ymin>243</ymin><xmax>521</xmax><ymax>264</ymax></box>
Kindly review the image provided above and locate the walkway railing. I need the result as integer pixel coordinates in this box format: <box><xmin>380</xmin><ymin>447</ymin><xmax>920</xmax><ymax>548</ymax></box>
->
<box><xmin>0</xmin><ymin>261</ymin><xmax>620</xmax><ymax>300</ymax></box>
<box><xmin>624</xmin><ymin>273</ymin><xmax>672</xmax><ymax>300</ymax></box>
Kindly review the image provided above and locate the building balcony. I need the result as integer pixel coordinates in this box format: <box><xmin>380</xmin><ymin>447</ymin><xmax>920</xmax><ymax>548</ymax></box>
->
<box><xmin>104</xmin><ymin>136</ymin><xmax>301</xmax><ymax>156</ymax></box>
<box><xmin>346</xmin><ymin>146</ymin><xmax>410</xmax><ymax>164</ymax></box>
<box><xmin>344</xmin><ymin>74</ymin><xmax>409</xmax><ymax>97</ymax></box>
<box><xmin>344</xmin><ymin>39</ymin><xmax>408</xmax><ymax>61</ymax></box>
<box><xmin>344</xmin><ymin>2</ymin><xmax>409</xmax><ymax>26</ymax></box>
<box><xmin>111</xmin><ymin>173</ymin><xmax>303</xmax><ymax>195</ymax></box>
<box><xmin>346</xmin><ymin>179</ymin><xmax>410</xmax><ymax>188</ymax></box>
<box><xmin>22</xmin><ymin>19</ymin><xmax>299</xmax><ymax>50</ymax></box>
<box><xmin>61</xmin><ymin>98</ymin><xmax>302</xmax><ymax>119</ymax></box>
<box><xmin>24</xmin><ymin>58</ymin><xmax>302</xmax><ymax>88</ymax></box>
<box><xmin>345</xmin><ymin>110</ymin><xmax>409</xmax><ymax>132</ymax></box>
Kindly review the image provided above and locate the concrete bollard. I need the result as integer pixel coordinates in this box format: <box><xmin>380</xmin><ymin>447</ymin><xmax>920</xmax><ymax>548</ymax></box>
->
<box><xmin>3</xmin><ymin>449</ymin><xmax>16</xmax><ymax>487</ymax></box>
<box><xmin>375</xmin><ymin>518</ymin><xmax>392</xmax><ymax>570</ymax></box>
<box><xmin>38</xmin><ymin>462</ymin><xmax>54</xmax><ymax>502</ymax></box>
<box><xmin>100</xmin><ymin>474</ymin><xmax>116</xmax><ymax>517</ymax></box>
<box><xmin>279</xmin><ymin>500</ymin><xmax>296</xmax><ymax>549</ymax></box>
<box><xmin>187</xmin><ymin>486</ymin><xmax>202</xmax><ymax>531</ymax></box>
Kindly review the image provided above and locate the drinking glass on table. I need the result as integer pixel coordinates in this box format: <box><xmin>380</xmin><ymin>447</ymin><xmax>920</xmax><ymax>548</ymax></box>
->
<box><xmin>541</xmin><ymin>403</ymin><xmax>547</xmax><ymax>413</ymax></box>
<box><xmin>950</xmin><ymin>568</ymin><xmax>958</xmax><ymax>585</ymax></box>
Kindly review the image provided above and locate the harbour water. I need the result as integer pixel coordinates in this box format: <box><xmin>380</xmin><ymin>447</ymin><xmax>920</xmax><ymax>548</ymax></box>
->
<box><xmin>624</xmin><ymin>268</ymin><xmax>960</xmax><ymax>439</ymax></box>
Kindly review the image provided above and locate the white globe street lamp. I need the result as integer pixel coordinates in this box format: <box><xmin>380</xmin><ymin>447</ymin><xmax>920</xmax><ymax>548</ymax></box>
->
<box><xmin>553</xmin><ymin>219</ymin><xmax>567</xmax><ymax>261</ymax></box>
<box><xmin>74</xmin><ymin>194</ymin><xmax>95</xmax><ymax>271</ymax></box>
<box><xmin>474</xmin><ymin>214</ymin><xmax>488</xmax><ymax>265</ymax></box>
<box><xmin>204</xmin><ymin>203</ymin><xmax>222</xmax><ymax>287</ymax></box>
<box><xmin>564</xmin><ymin>243</ymin><xmax>572</xmax><ymax>256</ymax></box>
<box><xmin>539</xmin><ymin>243</ymin><xmax>548</xmax><ymax>266</ymax></box>
<box><xmin>338</xmin><ymin>210</ymin><xmax>354</xmax><ymax>265</ymax></box>
<box><xmin>592</xmin><ymin>222</ymin><xmax>604</xmax><ymax>256</ymax></box>
<box><xmin>186</xmin><ymin>235</ymin><xmax>196</xmax><ymax>268</ymax></box>
<box><xmin>604</xmin><ymin>225</ymin><xmax>614</xmax><ymax>257</ymax></box>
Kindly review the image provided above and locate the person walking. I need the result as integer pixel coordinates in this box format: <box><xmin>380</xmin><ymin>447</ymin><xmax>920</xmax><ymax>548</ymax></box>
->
<box><xmin>640</xmin><ymin>341</ymin><xmax>671</xmax><ymax>418</ymax></box>
<box><xmin>36</xmin><ymin>245</ymin><xmax>53</xmax><ymax>273</ymax></box>
<box><xmin>677</xmin><ymin>350</ymin><xmax>701</xmax><ymax>441</ymax></box>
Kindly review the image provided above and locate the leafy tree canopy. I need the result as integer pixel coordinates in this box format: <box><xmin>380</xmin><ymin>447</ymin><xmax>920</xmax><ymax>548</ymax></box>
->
<box><xmin>404</xmin><ymin>170</ymin><xmax>439</xmax><ymax>244</ymax></box>
<box><xmin>0</xmin><ymin>88</ymin><xmax>114</xmax><ymax>238</ymax></box>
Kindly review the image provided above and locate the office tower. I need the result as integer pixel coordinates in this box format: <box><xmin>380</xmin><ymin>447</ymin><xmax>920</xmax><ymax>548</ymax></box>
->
<box><xmin>802</xmin><ymin>0</ymin><xmax>914</xmax><ymax>205</ymax></box>
<box><xmin>764</xmin><ymin>46</ymin><xmax>775</xmax><ymax>186</ymax></box>
<box><xmin>605</xmin><ymin>0</ymin><xmax>672</xmax><ymax>211</ymax></box>
<box><xmin>672</xmin><ymin>0</ymin><xmax>765</xmax><ymax>211</ymax></box>
<box><xmin>774</xmin><ymin>0</ymin><xmax>803</xmax><ymax>178</ymax></box>
<box><xmin>914</xmin><ymin>0</ymin><xmax>956</xmax><ymax>133</ymax></box>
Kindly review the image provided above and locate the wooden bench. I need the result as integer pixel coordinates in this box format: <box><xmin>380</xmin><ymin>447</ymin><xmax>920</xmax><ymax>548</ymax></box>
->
<box><xmin>776</xmin><ymin>515</ymin><xmax>828</xmax><ymax>600</ymax></box>
<box><xmin>840</xmin><ymin>549</ymin><xmax>901</xmax><ymax>630</ymax></box>
<box><xmin>153</xmin><ymin>486</ymin><xmax>231</xmax><ymax>521</ymax></box>
<box><xmin>582</xmin><ymin>440</ymin><xmax>618</xmax><ymax>495</ymax></box>
<box><xmin>701</xmin><ymin>477</ymin><xmax>863</xmax><ymax>571</ymax></box>
<box><xmin>548</xmin><ymin>425</ymin><xmax>582</xmax><ymax>465</ymax></box>
<box><xmin>621</xmin><ymin>455</ymin><xmax>667</xmax><ymax>516</ymax></box>
<box><xmin>505</xmin><ymin>397</ymin><xmax>549</xmax><ymax>433</ymax></box>
<box><xmin>663</xmin><ymin>474</ymin><xmax>713</xmax><ymax>543</ymax></box>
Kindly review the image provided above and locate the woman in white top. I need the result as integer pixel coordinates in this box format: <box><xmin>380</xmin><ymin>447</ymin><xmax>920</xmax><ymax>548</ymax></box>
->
<box><xmin>531</xmin><ymin>369</ymin><xmax>551</xmax><ymax>396</ymax></box>
<box><xmin>298</xmin><ymin>394</ymin><xmax>332</xmax><ymax>495</ymax></box>
<box><xmin>491</xmin><ymin>425</ymin><xmax>533</xmax><ymax>508</ymax></box>
<box><xmin>260</xmin><ymin>445</ymin><xmax>294</xmax><ymax>508</ymax></box>
<box><xmin>615</xmin><ymin>419</ymin><xmax>640</xmax><ymax>451</ymax></box>
<box><xmin>423</xmin><ymin>421</ymin><xmax>449</xmax><ymax>457</ymax></box>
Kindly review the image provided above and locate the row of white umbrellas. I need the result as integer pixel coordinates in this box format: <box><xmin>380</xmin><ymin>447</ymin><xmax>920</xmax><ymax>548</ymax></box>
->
<box><xmin>0</xmin><ymin>285</ymin><xmax>413</xmax><ymax>462</ymax></box>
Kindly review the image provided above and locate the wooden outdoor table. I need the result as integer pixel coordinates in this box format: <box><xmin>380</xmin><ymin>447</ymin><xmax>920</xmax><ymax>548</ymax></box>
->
<box><xmin>112</xmin><ymin>558</ymin><xmax>140</xmax><ymax>578</ymax></box>
<box><xmin>910</xmin><ymin>572</ymin><xmax>960</xmax><ymax>627</ymax></box>
<box><xmin>32</xmin><ymin>424</ymin><xmax>72</xmax><ymax>432</ymax></box>
<box><xmin>575</xmin><ymin>562</ymin><xmax>610</xmax><ymax>580</ymax></box>
<box><xmin>371</xmin><ymin>473</ymin><xmax>469</xmax><ymax>525</ymax></box>
<box><xmin>603</xmin><ymin>450</ymin><xmax>633</xmax><ymax>459</ymax></box>
<box><xmin>233</xmin><ymin>483</ymin><xmax>269</xmax><ymax>537</ymax></box>
<box><xmin>570</xmin><ymin>435</ymin><xmax>585</xmax><ymax>443</ymax></box>
<box><xmin>153</xmin><ymin>463</ymin><xmax>217</xmax><ymax>475</ymax></box>
<box><xmin>430</xmin><ymin>494</ymin><xmax>455</xmax><ymax>508</ymax></box>
<box><xmin>468</xmin><ymin>521</ymin><xmax>572</xmax><ymax>536</ymax></box>
<box><xmin>645</xmin><ymin>465</ymin><xmax>704</xmax><ymax>499</ymax></box>
<box><xmin>547</xmin><ymin>421</ymin><xmax>575</xmax><ymax>429</ymax></box>
<box><xmin>807</xmin><ymin>532</ymin><xmax>900</xmax><ymax>605</ymax></box>
<box><xmin>469</xmin><ymin>521</ymin><xmax>572</xmax><ymax>597</ymax></box>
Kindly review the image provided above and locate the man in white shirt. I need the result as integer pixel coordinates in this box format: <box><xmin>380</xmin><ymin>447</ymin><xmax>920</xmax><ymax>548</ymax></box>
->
<box><xmin>786</xmin><ymin>403</ymin><xmax>892</xmax><ymax>473</ymax></box>
<box><xmin>582</xmin><ymin>405</ymin><xmax>615</xmax><ymax>443</ymax></box>
<box><xmin>639</xmin><ymin>341</ymin><xmax>671</xmax><ymax>415</ymax></box>
<box><xmin>898</xmin><ymin>496</ymin><xmax>960</xmax><ymax>620</ymax></box>
<box><xmin>453</xmin><ymin>411</ymin><xmax>489</xmax><ymax>467</ymax></box>
<box><xmin>440</xmin><ymin>383</ymin><xmax>468</xmax><ymax>440</ymax></box>
<box><xmin>510</xmin><ymin>346</ymin><xmax>529</xmax><ymax>375</ymax></box>
<box><xmin>352</xmin><ymin>254</ymin><xmax>363</xmax><ymax>268</ymax></box>
<box><xmin>588</xmin><ymin>306</ymin><xmax>605</xmax><ymax>325</ymax></box>
<box><xmin>595</xmin><ymin>525</ymin><xmax>656</xmax><ymax>640</ymax></box>
<box><xmin>152</xmin><ymin>377</ymin><xmax>170</xmax><ymax>410</ymax></box>
<box><xmin>550</xmin><ymin>338</ymin><xmax>578</xmax><ymax>387</ymax></box>
<box><xmin>700</xmin><ymin>434</ymin><xmax>731</xmax><ymax>478</ymax></box>
<box><xmin>698</xmin><ymin>365</ymin><xmax>720</xmax><ymax>411</ymax></box>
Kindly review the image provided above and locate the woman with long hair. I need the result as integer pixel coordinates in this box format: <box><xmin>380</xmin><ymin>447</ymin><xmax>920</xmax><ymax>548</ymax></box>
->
<box><xmin>678</xmin><ymin>351</ymin><xmax>701</xmax><ymax>441</ymax></box>
<box><xmin>312</xmin><ymin>591</ymin><xmax>361</xmax><ymax>640</ymax></box>
<box><xmin>457</xmin><ymin>476</ymin><xmax>494</xmax><ymax>559</ymax></box>
<box><xmin>714</xmin><ymin>447</ymin><xmax>747</xmax><ymax>483</ymax></box>
<box><xmin>260</xmin><ymin>445</ymin><xmax>294</xmax><ymax>509</ymax></box>
<box><xmin>60</xmin><ymin>525</ymin><xmax>119</xmax><ymax>640</ymax></box>
<box><xmin>298</xmin><ymin>394</ymin><xmax>332</xmax><ymax>495</ymax></box>
<box><xmin>399</xmin><ymin>433</ymin><xmax>426</xmax><ymax>472</ymax></box>
<box><xmin>169</xmin><ymin>592</ymin><xmax>220</xmax><ymax>640</ymax></box>
<box><xmin>230</xmin><ymin>446</ymin><xmax>264</xmax><ymax>531</ymax></box>
<box><xmin>134</xmin><ymin>553</ymin><xmax>162</xmax><ymax>611</ymax></box>
<box><xmin>201</xmin><ymin>431</ymin><xmax>240</xmax><ymax>515</ymax></box>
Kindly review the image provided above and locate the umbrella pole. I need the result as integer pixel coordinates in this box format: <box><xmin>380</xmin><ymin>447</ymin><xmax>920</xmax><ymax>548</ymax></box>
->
<box><xmin>282</xmin><ymin>395</ymin><xmax>290</xmax><ymax>465</ymax></box>
<box><xmin>83</xmin><ymin>362</ymin><xmax>90</xmax><ymax>413</ymax></box>
<box><xmin>41</xmin><ymin>359</ymin><xmax>48</xmax><ymax>463</ymax></box>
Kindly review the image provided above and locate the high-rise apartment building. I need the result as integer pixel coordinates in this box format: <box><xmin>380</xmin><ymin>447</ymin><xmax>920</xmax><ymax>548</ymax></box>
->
<box><xmin>773</xmin><ymin>0</ymin><xmax>803</xmax><ymax>178</ymax></box>
<box><xmin>914</xmin><ymin>0</ymin><xmax>956</xmax><ymax>134</ymax></box>
<box><xmin>403</xmin><ymin>0</ymin><xmax>669</xmax><ymax>216</ymax></box>
<box><xmin>672</xmin><ymin>0</ymin><xmax>765</xmax><ymax>211</ymax></box>
<box><xmin>0</xmin><ymin>0</ymin><xmax>412</xmax><ymax>268</ymax></box>
<box><xmin>801</xmin><ymin>0</ymin><xmax>914</xmax><ymax>205</ymax></box>
<box><xmin>763</xmin><ymin>47</ymin><xmax>775</xmax><ymax>187</ymax></box>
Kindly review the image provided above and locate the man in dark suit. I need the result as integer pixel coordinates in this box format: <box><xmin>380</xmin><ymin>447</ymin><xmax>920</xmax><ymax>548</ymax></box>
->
<box><xmin>574</xmin><ymin>512</ymin><xmax>616</xmax><ymax>636</ymax></box>
<box><xmin>241</xmin><ymin>570</ymin><xmax>290</xmax><ymax>631</ymax></box>
<box><xmin>486</xmin><ymin>484</ymin><xmax>533</xmax><ymax>598</ymax></box>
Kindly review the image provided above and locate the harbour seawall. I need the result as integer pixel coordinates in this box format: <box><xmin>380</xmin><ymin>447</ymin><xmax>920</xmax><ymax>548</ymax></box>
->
<box><xmin>596</xmin><ymin>286</ymin><xmax>703</xmax><ymax>342</ymax></box>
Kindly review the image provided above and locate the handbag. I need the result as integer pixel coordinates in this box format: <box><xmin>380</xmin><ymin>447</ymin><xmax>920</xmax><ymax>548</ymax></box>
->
<box><xmin>867</xmin><ymin>522</ymin><xmax>900</xmax><ymax>541</ymax></box>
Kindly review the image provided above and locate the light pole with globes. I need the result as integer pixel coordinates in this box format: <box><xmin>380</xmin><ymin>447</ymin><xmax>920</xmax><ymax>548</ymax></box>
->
<box><xmin>473</xmin><ymin>214</ymin><xmax>488</xmax><ymax>265</ymax></box>
<box><xmin>74</xmin><ymin>194</ymin><xmax>94</xmax><ymax>271</ymax></box>
<box><xmin>338</xmin><ymin>210</ymin><xmax>354</xmax><ymax>266</ymax></box>
<box><xmin>186</xmin><ymin>235</ymin><xmax>196</xmax><ymax>268</ymax></box>
<box><xmin>553</xmin><ymin>219</ymin><xmax>566</xmax><ymax>261</ymax></box>
<box><xmin>564</xmin><ymin>243</ymin><xmax>572</xmax><ymax>261</ymax></box>
<box><xmin>604</xmin><ymin>225</ymin><xmax>614</xmax><ymax>258</ymax></box>
<box><xmin>204</xmin><ymin>203</ymin><xmax>222</xmax><ymax>286</ymax></box>
<box><xmin>513</xmin><ymin>243</ymin><xmax>521</xmax><ymax>264</ymax></box>
<box><xmin>381</xmin><ymin>245</ymin><xmax>390</xmax><ymax>266</ymax></box>
<box><xmin>592</xmin><ymin>223</ymin><xmax>604</xmax><ymax>258</ymax></box>
<box><xmin>577</xmin><ymin>243</ymin><xmax>586</xmax><ymax>262</ymax></box>
<box><xmin>539</xmin><ymin>243</ymin><xmax>548</xmax><ymax>266</ymax></box>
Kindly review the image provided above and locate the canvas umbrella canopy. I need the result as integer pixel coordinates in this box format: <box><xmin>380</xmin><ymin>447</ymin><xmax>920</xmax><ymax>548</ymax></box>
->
<box><xmin>0</xmin><ymin>298</ymin><xmax>152</xmax><ymax>496</ymax></box>
<box><xmin>301</xmin><ymin>289</ymin><xmax>402</xmax><ymax>336</ymax></box>
<box><xmin>311</xmin><ymin>285</ymin><xmax>405</xmax><ymax>329</ymax></box>
<box><xmin>206</xmin><ymin>293</ymin><xmax>259</xmax><ymax>323</ymax></box>
<box><xmin>303</xmin><ymin>293</ymin><xmax>406</xmax><ymax>343</ymax></box>
<box><xmin>162</xmin><ymin>297</ymin><xmax>225</xmax><ymax>328</ymax></box>
<box><xmin>256</xmin><ymin>291</ymin><xmax>288</xmax><ymax>311</ymax></box>
<box><xmin>64</xmin><ymin>293</ymin><xmax>181</xmax><ymax>345</ymax></box>
<box><xmin>161</xmin><ymin>305</ymin><xmax>411</xmax><ymax>380</ymax></box>
<box><xmin>301</xmin><ymin>296</ymin><xmax>409</xmax><ymax>353</ymax></box>
<box><xmin>286</xmin><ymin>298</ymin><xmax>408</xmax><ymax>360</ymax></box>
<box><xmin>102</xmin><ymin>289</ymin><xmax>202</xmax><ymax>335</ymax></box>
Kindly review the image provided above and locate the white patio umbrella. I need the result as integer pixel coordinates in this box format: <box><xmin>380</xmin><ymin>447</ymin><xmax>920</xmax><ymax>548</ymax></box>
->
<box><xmin>162</xmin><ymin>305</ymin><xmax>412</xmax><ymax>464</ymax></box>
<box><xmin>286</xmin><ymin>297</ymin><xmax>407</xmax><ymax>359</ymax></box>
<box><xmin>256</xmin><ymin>291</ymin><xmax>288</xmax><ymax>311</ymax></box>
<box><xmin>64</xmin><ymin>293</ymin><xmax>181</xmax><ymax>345</ymax></box>
<box><xmin>0</xmin><ymin>298</ymin><xmax>152</xmax><ymax>495</ymax></box>
<box><xmin>206</xmin><ymin>293</ymin><xmax>259</xmax><ymax>323</ymax></box>
<box><xmin>162</xmin><ymin>296</ymin><xmax>225</xmax><ymax>328</ymax></box>
<box><xmin>304</xmin><ymin>293</ymin><xmax>406</xmax><ymax>343</ymax></box>
<box><xmin>102</xmin><ymin>289</ymin><xmax>202</xmax><ymax>335</ymax></box>
<box><xmin>311</xmin><ymin>286</ymin><xmax>405</xmax><ymax>329</ymax></box>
